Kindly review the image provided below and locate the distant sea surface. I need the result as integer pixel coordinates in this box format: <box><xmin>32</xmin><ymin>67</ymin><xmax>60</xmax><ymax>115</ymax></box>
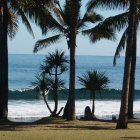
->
<box><xmin>8</xmin><ymin>54</ymin><xmax>140</xmax><ymax>122</ymax></box>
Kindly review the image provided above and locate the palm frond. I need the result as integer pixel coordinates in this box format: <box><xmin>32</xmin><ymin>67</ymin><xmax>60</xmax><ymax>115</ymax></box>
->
<box><xmin>43</xmin><ymin>49</ymin><xmax>69</xmax><ymax>74</ymax></box>
<box><xmin>31</xmin><ymin>74</ymin><xmax>50</xmax><ymax>94</ymax></box>
<box><xmin>8</xmin><ymin>9</ymin><xmax>19</xmax><ymax>40</ymax></box>
<box><xmin>101</xmin><ymin>12</ymin><xmax>129</xmax><ymax>32</ymax></box>
<box><xmin>77</xmin><ymin>10</ymin><xmax>103</xmax><ymax>31</ymax></box>
<box><xmin>78</xmin><ymin>70</ymin><xmax>110</xmax><ymax>93</ymax></box>
<box><xmin>49</xmin><ymin>2</ymin><xmax>64</xmax><ymax>24</ymax></box>
<box><xmin>33</xmin><ymin>34</ymin><xmax>64</xmax><ymax>53</ymax></box>
<box><xmin>15</xmin><ymin>6</ymin><xmax>35</xmax><ymax>38</ymax></box>
<box><xmin>86</xmin><ymin>0</ymin><xmax>129</xmax><ymax>11</ymax></box>
<box><xmin>82</xmin><ymin>22</ymin><xmax>117</xmax><ymax>43</ymax></box>
<box><xmin>113</xmin><ymin>27</ymin><xmax>128</xmax><ymax>66</ymax></box>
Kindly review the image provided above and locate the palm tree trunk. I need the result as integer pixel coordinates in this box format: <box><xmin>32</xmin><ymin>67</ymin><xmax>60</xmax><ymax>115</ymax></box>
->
<box><xmin>128</xmin><ymin>12</ymin><xmax>137</xmax><ymax>119</ymax></box>
<box><xmin>0</xmin><ymin>0</ymin><xmax>8</xmax><ymax>119</ymax></box>
<box><xmin>67</xmin><ymin>0</ymin><xmax>79</xmax><ymax>121</ymax></box>
<box><xmin>42</xmin><ymin>93</ymin><xmax>52</xmax><ymax>114</ymax></box>
<box><xmin>52</xmin><ymin>66</ymin><xmax>58</xmax><ymax>116</ymax></box>
<box><xmin>0</xmin><ymin>4</ymin><xmax>2</xmax><ymax>104</ymax></box>
<box><xmin>116</xmin><ymin>0</ymin><xmax>136</xmax><ymax>129</ymax></box>
<box><xmin>91</xmin><ymin>90</ymin><xmax>95</xmax><ymax>116</ymax></box>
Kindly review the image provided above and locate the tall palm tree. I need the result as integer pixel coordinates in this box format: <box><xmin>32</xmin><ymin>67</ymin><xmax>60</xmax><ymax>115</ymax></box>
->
<box><xmin>116</xmin><ymin>0</ymin><xmax>137</xmax><ymax>129</ymax></box>
<box><xmin>87</xmin><ymin>0</ymin><xmax>137</xmax><ymax>127</ymax></box>
<box><xmin>78</xmin><ymin>70</ymin><xmax>109</xmax><ymax>117</ymax></box>
<box><xmin>0</xmin><ymin>0</ymin><xmax>56</xmax><ymax>119</ymax></box>
<box><xmin>33</xmin><ymin>0</ymin><xmax>116</xmax><ymax>120</ymax></box>
<box><xmin>113</xmin><ymin>12</ymin><xmax>138</xmax><ymax>120</ymax></box>
<box><xmin>0</xmin><ymin>0</ymin><xmax>8</xmax><ymax>119</ymax></box>
<box><xmin>101</xmin><ymin>4</ymin><xmax>138</xmax><ymax>119</ymax></box>
<box><xmin>0</xmin><ymin>3</ymin><xmax>3</xmax><ymax>106</ymax></box>
<box><xmin>41</xmin><ymin>49</ymin><xmax>69</xmax><ymax>116</ymax></box>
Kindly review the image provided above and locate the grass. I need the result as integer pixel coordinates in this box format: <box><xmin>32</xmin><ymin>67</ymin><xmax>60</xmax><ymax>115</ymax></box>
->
<box><xmin>0</xmin><ymin>117</ymin><xmax>140</xmax><ymax>140</ymax></box>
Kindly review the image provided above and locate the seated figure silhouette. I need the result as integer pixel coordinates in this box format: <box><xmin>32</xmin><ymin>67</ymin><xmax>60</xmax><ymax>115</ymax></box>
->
<box><xmin>84</xmin><ymin>106</ymin><xmax>94</xmax><ymax>120</ymax></box>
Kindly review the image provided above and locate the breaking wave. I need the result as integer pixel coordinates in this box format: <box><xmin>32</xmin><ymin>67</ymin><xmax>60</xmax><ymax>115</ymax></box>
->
<box><xmin>8</xmin><ymin>88</ymin><xmax>140</xmax><ymax>100</ymax></box>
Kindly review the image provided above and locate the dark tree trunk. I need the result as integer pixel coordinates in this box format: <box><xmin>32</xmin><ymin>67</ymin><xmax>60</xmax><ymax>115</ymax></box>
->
<box><xmin>67</xmin><ymin>0</ymin><xmax>79</xmax><ymax>121</ymax></box>
<box><xmin>91</xmin><ymin>90</ymin><xmax>95</xmax><ymax>116</ymax></box>
<box><xmin>62</xmin><ymin>98</ymin><xmax>69</xmax><ymax>118</ymax></box>
<box><xmin>0</xmin><ymin>0</ymin><xmax>8</xmax><ymax>120</ymax></box>
<box><xmin>42</xmin><ymin>93</ymin><xmax>52</xmax><ymax>114</ymax></box>
<box><xmin>128</xmin><ymin>12</ymin><xmax>137</xmax><ymax>119</ymax></box>
<box><xmin>0</xmin><ymin>4</ymin><xmax>2</xmax><ymax>104</ymax></box>
<box><xmin>116</xmin><ymin>0</ymin><xmax>136</xmax><ymax>129</ymax></box>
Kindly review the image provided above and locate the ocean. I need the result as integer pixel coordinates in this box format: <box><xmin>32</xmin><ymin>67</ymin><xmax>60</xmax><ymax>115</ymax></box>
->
<box><xmin>8</xmin><ymin>54</ymin><xmax>140</xmax><ymax>122</ymax></box>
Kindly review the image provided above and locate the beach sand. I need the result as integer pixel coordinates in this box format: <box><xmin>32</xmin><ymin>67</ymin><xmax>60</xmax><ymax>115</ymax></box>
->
<box><xmin>0</xmin><ymin>117</ymin><xmax>140</xmax><ymax>140</ymax></box>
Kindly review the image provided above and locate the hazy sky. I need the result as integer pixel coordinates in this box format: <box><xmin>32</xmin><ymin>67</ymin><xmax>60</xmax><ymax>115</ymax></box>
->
<box><xmin>8</xmin><ymin>0</ymin><xmax>140</xmax><ymax>56</ymax></box>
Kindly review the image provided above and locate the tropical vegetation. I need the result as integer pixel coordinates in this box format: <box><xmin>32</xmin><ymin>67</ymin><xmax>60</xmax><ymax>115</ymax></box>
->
<box><xmin>0</xmin><ymin>0</ymin><xmax>57</xmax><ymax>119</ymax></box>
<box><xmin>87</xmin><ymin>0</ymin><xmax>137</xmax><ymax>128</ymax></box>
<box><xmin>78</xmin><ymin>70</ymin><xmax>110</xmax><ymax>117</ymax></box>
<box><xmin>33</xmin><ymin>0</ymin><xmax>116</xmax><ymax>120</ymax></box>
<box><xmin>32</xmin><ymin>49</ymin><xmax>68</xmax><ymax>117</ymax></box>
<box><xmin>0</xmin><ymin>0</ymin><xmax>138</xmax><ymax>131</ymax></box>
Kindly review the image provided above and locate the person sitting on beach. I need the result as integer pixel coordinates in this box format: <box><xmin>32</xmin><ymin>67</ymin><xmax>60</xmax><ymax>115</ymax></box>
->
<box><xmin>83</xmin><ymin>106</ymin><xmax>94</xmax><ymax>120</ymax></box>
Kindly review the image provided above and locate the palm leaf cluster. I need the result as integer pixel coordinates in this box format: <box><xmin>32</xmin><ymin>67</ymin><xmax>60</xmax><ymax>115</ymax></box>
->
<box><xmin>41</xmin><ymin>49</ymin><xmax>69</xmax><ymax>75</ymax></box>
<box><xmin>33</xmin><ymin>0</ymin><xmax>116</xmax><ymax>53</ymax></box>
<box><xmin>87</xmin><ymin>0</ymin><xmax>140</xmax><ymax>65</ymax></box>
<box><xmin>32</xmin><ymin>74</ymin><xmax>65</xmax><ymax>96</ymax></box>
<box><xmin>78</xmin><ymin>70</ymin><xmax>109</xmax><ymax>93</ymax></box>
<box><xmin>87</xmin><ymin>0</ymin><xmax>129</xmax><ymax>11</ymax></box>
<box><xmin>1</xmin><ymin>0</ymin><xmax>60</xmax><ymax>40</ymax></box>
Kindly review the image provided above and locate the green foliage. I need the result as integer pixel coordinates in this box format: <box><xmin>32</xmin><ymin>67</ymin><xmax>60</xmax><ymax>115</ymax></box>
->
<box><xmin>32</xmin><ymin>74</ymin><xmax>66</xmax><ymax>95</ymax></box>
<box><xmin>32</xmin><ymin>74</ymin><xmax>50</xmax><ymax>95</ymax></box>
<box><xmin>87</xmin><ymin>0</ymin><xmax>137</xmax><ymax>66</ymax></box>
<box><xmin>41</xmin><ymin>49</ymin><xmax>69</xmax><ymax>75</ymax></box>
<box><xmin>33</xmin><ymin>1</ymin><xmax>116</xmax><ymax>53</ymax></box>
<box><xmin>87</xmin><ymin>0</ymin><xmax>129</xmax><ymax>11</ymax></box>
<box><xmin>78</xmin><ymin>70</ymin><xmax>110</xmax><ymax>97</ymax></box>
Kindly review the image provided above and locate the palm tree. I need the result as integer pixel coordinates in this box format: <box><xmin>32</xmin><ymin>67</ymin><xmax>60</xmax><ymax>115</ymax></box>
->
<box><xmin>0</xmin><ymin>0</ymin><xmax>35</xmax><ymax>119</ymax></box>
<box><xmin>40</xmin><ymin>49</ymin><xmax>69</xmax><ymax>116</ymax></box>
<box><xmin>87</xmin><ymin>0</ymin><xmax>137</xmax><ymax>128</ymax></box>
<box><xmin>101</xmin><ymin>4</ymin><xmax>138</xmax><ymax>120</ymax></box>
<box><xmin>33</xmin><ymin>0</ymin><xmax>116</xmax><ymax>120</ymax></box>
<box><xmin>116</xmin><ymin>0</ymin><xmax>137</xmax><ymax>129</ymax></box>
<box><xmin>0</xmin><ymin>3</ymin><xmax>3</xmax><ymax>108</ymax></box>
<box><xmin>78</xmin><ymin>70</ymin><xmax>109</xmax><ymax>117</ymax></box>
<box><xmin>32</xmin><ymin>74</ymin><xmax>66</xmax><ymax>116</ymax></box>
<box><xmin>0</xmin><ymin>0</ymin><xmax>8</xmax><ymax>119</ymax></box>
<box><xmin>0</xmin><ymin>0</ymin><xmax>57</xmax><ymax>119</ymax></box>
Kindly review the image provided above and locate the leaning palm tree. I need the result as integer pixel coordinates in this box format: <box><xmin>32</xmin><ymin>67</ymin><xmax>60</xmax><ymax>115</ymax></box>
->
<box><xmin>87</xmin><ymin>0</ymin><xmax>137</xmax><ymax>128</ymax></box>
<box><xmin>78</xmin><ymin>70</ymin><xmax>110</xmax><ymax>117</ymax></box>
<box><xmin>41</xmin><ymin>49</ymin><xmax>69</xmax><ymax>116</ymax></box>
<box><xmin>33</xmin><ymin>0</ymin><xmax>116</xmax><ymax>120</ymax></box>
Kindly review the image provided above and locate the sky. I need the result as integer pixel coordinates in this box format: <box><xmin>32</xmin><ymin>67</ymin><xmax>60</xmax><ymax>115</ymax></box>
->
<box><xmin>8</xmin><ymin>0</ymin><xmax>140</xmax><ymax>56</ymax></box>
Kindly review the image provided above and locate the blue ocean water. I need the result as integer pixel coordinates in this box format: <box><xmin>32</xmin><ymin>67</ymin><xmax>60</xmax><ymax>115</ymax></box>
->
<box><xmin>8</xmin><ymin>54</ymin><xmax>140</xmax><ymax>121</ymax></box>
<box><xmin>9</xmin><ymin>54</ymin><xmax>140</xmax><ymax>90</ymax></box>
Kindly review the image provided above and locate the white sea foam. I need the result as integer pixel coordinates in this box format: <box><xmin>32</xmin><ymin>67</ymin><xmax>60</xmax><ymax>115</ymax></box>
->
<box><xmin>8</xmin><ymin>99</ymin><xmax>140</xmax><ymax>122</ymax></box>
